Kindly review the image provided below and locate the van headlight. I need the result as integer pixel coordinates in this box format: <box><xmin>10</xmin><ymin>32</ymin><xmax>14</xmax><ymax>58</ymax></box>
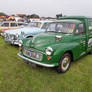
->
<box><xmin>45</xmin><ymin>47</ymin><xmax>53</xmax><ymax>56</ymax></box>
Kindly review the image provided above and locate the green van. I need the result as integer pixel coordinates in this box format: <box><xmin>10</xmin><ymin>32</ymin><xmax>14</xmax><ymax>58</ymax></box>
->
<box><xmin>18</xmin><ymin>16</ymin><xmax>92</xmax><ymax>73</ymax></box>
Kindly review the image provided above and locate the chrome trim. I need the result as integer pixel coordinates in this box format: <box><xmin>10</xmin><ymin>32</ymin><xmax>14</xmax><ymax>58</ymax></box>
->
<box><xmin>13</xmin><ymin>41</ymin><xmax>20</xmax><ymax>45</ymax></box>
<box><xmin>18</xmin><ymin>53</ymin><xmax>55</xmax><ymax>67</ymax></box>
<box><xmin>0</xmin><ymin>33</ymin><xmax>4</xmax><ymax>36</ymax></box>
<box><xmin>5</xmin><ymin>37</ymin><xmax>21</xmax><ymax>46</ymax></box>
<box><xmin>23</xmin><ymin>46</ymin><xmax>46</xmax><ymax>54</ymax></box>
<box><xmin>23</xmin><ymin>48</ymin><xmax>43</xmax><ymax>61</ymax></box>
<box><xmin>5</xmin><ymin>38</ymin><xmax>12</xmax><ymax>44</ymax></box>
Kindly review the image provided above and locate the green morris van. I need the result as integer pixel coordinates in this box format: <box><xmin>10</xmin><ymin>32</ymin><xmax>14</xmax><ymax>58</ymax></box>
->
<box><xmin>18</xmin><ymin>16</ymin><xmax>92</xmax><ymax>73</ymax></box>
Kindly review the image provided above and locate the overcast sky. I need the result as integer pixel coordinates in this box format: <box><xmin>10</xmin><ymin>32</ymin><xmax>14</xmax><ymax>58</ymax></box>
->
<box><xmin>0</xmin><ymin>0</ymin><xmax>92</xmax><ymax>17</ymax></box>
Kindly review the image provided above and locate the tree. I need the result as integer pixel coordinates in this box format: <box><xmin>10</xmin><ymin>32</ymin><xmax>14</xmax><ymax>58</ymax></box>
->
<box><xmin>27</xmin><ymin>15</ymin><xmax>31</xmax><ymax>19</ymax></box>
<box><xmin>0</xmin><ymin>12</ymin><xmax>7</xmax><ymax>16</ymax></box>
<box><xmin>30</xmin><ymin>14</ymin><xmax>40</xmax><ymax>18</ymax></box>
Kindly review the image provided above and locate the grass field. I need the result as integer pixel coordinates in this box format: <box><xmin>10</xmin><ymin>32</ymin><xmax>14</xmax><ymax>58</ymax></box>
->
<box><xmin>0</xmin><ymin>36</ymin><xmax>92</xmax><ymax>92</ymax></box>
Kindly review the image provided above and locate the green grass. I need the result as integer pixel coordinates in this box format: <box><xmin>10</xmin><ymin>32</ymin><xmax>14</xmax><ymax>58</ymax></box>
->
<box><xmin>0</xmin><ymin>36</ymin><xmax>92</xmax><ymax>92</ymax></box>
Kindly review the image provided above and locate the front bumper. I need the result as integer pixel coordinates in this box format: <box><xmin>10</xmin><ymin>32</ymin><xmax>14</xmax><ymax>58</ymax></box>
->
<box><xmin>5</xmin><ymin>38</ymin><xmax>22</xmax><ymax>46</ymax></box>
<box><xmin>0</xmin><ymin>33</ymin><xmax>5</xmax><ymax>37</ymax></box>
<box><xmin>18</xmin><ymin>52</ymin><xmax>55</xmax><ymax>67</ymax></box>
<box><xmin>13</xmin><ymin>40</ymin><xmax>22</xmax><ymax>46</ymax></box>
<box><xmin>5</xmin><ymin>38</ymin><xmax>13</xmax><ymax>44</ymax></box>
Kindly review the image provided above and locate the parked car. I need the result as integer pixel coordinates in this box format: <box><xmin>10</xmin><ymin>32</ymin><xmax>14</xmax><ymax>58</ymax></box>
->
<box><xmin>18</xmin><ymin>16</ymin><xmax>92</xmax><ymax>73</ymax></box>
<box><xmin>2</xmin><ymin>22</ymin><xmax>27</xmax><ymax>32</ymax></box>
<box><xmin>4</xmin><ymin>21</ymin><xmax>52</xmax><ymax>46</ymax></box>
<box><xmin>0</xmin><ymin>21</ymin><xmax>27</xmax><ymax>34</ymax></box>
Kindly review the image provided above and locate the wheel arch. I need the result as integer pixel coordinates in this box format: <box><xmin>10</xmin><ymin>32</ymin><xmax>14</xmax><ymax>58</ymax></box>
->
<box><xmin>64</xmin><ymin>50</ymin><xmax>74</xmax><ymax>61</ymax></box>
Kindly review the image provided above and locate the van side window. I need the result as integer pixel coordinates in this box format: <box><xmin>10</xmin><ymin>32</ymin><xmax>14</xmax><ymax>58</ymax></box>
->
<box><xmin>75</xmin><ymin>24</ymin><xmax>84</xmax><ymax>34</ymax></box>
<box><xmin>88</xmin><ymin>21</ymin><xmax>92</xmax><ymax>33</ymax></box>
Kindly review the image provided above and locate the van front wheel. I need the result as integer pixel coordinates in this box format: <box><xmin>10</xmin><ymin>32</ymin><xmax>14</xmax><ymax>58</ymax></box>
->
<box><xmin>57</xmin><ymin>53</ymin><xmax>71</xmax><ymax>73</ymax></box>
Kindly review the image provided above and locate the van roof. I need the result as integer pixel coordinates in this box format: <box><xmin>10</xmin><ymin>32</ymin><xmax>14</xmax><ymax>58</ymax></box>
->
<box><xmin>59</xmin><ymin>16</ymin><xmax>92</xmax><ymax>20</ymax></box>
<box><xmin>55</xmin><ymin>19</ymin><xmax>82</xmax><ymax>24</ymax></box>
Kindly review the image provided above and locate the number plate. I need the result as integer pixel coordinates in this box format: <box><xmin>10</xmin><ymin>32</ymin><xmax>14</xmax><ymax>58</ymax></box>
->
<box><xmin>23</xmin><ymin>48</ymin><xmax>43</xmax><ymax>61</ymax></box>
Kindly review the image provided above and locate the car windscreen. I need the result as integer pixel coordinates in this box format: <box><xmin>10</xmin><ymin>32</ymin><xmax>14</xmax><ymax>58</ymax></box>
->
<box><xmin>46</xmin><ymin>22</ymin><xmax>75</xmax><ymax>34</ymax></box>
<box><xmin>41</xmin><ymin>22</ymin><xmax>49</xmax><ymax>29</ymax></box>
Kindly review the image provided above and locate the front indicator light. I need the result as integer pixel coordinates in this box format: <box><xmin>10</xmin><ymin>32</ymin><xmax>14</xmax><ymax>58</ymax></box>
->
<box><xmin>47</xmin><ymin>56</ymin><xmax>51</xmax><ymax>60</ymax></box>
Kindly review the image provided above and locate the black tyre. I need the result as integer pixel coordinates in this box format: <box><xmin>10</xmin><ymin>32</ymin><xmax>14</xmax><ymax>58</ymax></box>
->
<box><xmin>57</xmin><ymin>53</ymin><xmax>71</xmax><ymax>73</ymax></box>
<box><xmin>89</xmin><ymin>51</ymin><xmax>92</xmax><ymax>54</ymax></box>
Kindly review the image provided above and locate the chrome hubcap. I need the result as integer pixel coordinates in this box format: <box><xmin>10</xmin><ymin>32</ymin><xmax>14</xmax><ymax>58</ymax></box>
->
<box><xmin>61</xmin><ymin>57</ymin><xmax>70</xmax><ymax>71</ymax></box>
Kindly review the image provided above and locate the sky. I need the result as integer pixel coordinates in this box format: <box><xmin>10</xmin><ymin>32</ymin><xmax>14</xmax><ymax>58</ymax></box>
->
<box><xmin>0</xmin><ymin>0</ymin><xmax>92</xmax><ymax>17</ymax></box>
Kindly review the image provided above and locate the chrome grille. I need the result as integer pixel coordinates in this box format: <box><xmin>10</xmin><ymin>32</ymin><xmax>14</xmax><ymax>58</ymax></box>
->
<box><xmin>23</xmin><ymin>48</ymin><xmax>43</xmax><ymax>61</ymax></box>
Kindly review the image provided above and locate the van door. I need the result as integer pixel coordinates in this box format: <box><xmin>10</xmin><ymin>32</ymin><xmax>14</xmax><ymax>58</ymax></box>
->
<box><xmin>75</xmin><ymin>23</ymin><xmax>86</xmax><ymax>57</ymax></box>
<box><xmin>87</xmin><ymin>21</ymin><xmax>92</xmax><ymax>52</ymax></box>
